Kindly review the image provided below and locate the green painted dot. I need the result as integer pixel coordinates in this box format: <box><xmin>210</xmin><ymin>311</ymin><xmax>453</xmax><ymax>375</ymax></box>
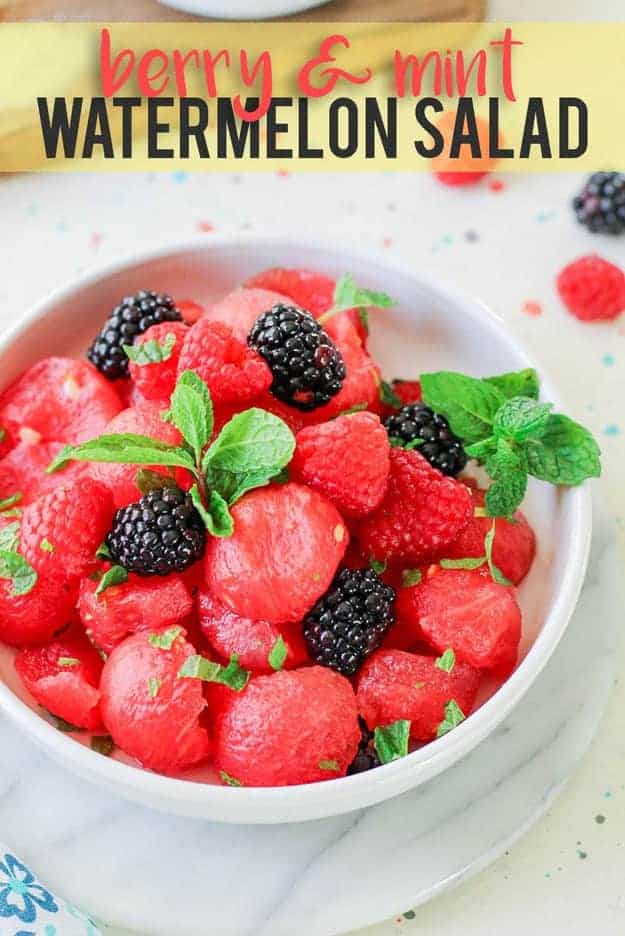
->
<box><xmin>577</xmin><ymin>849</ymin><xmax>588</xmax><ymax>860</ymax></box>
<box><xmin>595</xmin><ymin>814</ymin><xmax>606</xmax><ymax>824</ymax></box>
<box><xmin>403</xmin><ymin>910</ymin><xmax>416</xmax><ymax>920</ymax></box>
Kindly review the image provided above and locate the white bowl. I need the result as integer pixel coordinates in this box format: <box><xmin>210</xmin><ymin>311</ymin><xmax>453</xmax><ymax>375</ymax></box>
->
<box><xmin>0</xmin><ymin>235</ymin><xmax>592</xmax><ymax>824</ymax></box>
<box><xmin>155</xmin><ymin>0</ymin><xmax>330</xmax><ymax>19</ymax></box>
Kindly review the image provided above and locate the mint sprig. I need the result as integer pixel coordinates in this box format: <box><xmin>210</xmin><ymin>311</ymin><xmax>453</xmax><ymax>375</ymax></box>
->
<box><xmin>318</xmin><ymin>274</ymin><xmax>396</xmax><ymax>326</ymax></box>
<box><xmin>124</xmin><ymin>332</ymin><xmax>177</xmax><ymax>366</ymax></box>
<box><xmin>373</xmin><ymin>719</ymin><xmax>410</xmax><ymax>764</ymax></box>
<box><xmin>178</xmin><ymin>652</ymin><xmax>250</xmax><ymax>691</ymax></box>
<box><xmin>421</xmin><ymin>369</ymin><xmax>600</xmax><ymax>517</ymax></box>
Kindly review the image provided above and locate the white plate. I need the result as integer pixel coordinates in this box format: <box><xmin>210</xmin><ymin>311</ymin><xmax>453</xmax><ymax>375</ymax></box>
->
<box><xmin>155</xmin><ymin>0</ymin><xmax>330</xmax><ymax>19</ymax></box>
<box><xmin>0</xmin><ymin>235</ymin><xmax>592</xmax><ymax>824</ymax></box>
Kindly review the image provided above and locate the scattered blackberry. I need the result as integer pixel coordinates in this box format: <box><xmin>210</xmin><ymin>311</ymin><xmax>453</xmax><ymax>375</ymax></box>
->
<box><xmin>384</xmin><ymin>403</ymin><xmax>467</xmax><ymax>477</ymax></box>
<box><xmin>347</xmin><ymin>717</ymin><xmax>381</xmax><ymax>775</ymax></box>
<box><xmin>247</xmin><ymin>304</ymin><xmax>346</xmax><ymax>411</ymax></box>
<box><xmin>303</xmin><ymin>568</ymin><xmax>395</xmax><ymax>677</ymax></box>
<box><xmin>88</xmin><ymin>290</ymin><xmax>183</xmax><ymax>380</ymax></box>
<box><xmin>573</xmin><ymin>172</ymin><xmax>625</xmax><ymax>234</ymax></box>
<box><xmin>106</xmin><ymin>486</ymin><xmax>206</xmax><ymax>576</ymax></box>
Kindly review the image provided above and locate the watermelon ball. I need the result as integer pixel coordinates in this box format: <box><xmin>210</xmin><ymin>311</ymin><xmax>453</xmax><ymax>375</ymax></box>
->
<box><xmin>78</xmin><ymin>571</ymin><xmax>193</xmax><ymax>654</ymax></box>
<box><xmin>398</xmin><ymin>568</ymin><xmax>522</xmax><ymax>672</ymax></box>
<box><xmin>0</xmin><ymin>439</ymin><xmax>86</xmax><ymax>506</ymax></box>
<box><xmin>197</xmin><ymin>589</ymin><xmax>309</xmax><ymax>674</ymax></box>
<box><xmin>0</xmin><ymin>572</ymin><xmax>77</xmax><ymax>647</ymax></box>
<box><xmin>205</xmin><ymin>482</ymin><xmax>348</xmax><ymax>624</ymax></box>
<box><xmin>15</xmin><ymin>627</ymin><xmax>105</xmax><ymax>730</ymax></box>
<box><xmin>99</xmin><ymin>629</ymin><xmax>211</xmax><ymax>772</ymax></box>
<box><xmin>202</xmin><ymin>287</ymin><xmax>291</xmax><ymax>343</ymax></box>
<box><xmin>357</xmin><ymin>648</ymin><xmax>481</xmax><ymax>742</ymax></box>
<box><xmin>213</xmin><ymin>666</ymin><xmax>360</xmax><ymax>786</ymax></box>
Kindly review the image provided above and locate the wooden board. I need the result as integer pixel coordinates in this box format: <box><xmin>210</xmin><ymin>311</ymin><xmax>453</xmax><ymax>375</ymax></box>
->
<box><xmin>0</xmin><ymin>0</ymin><xmax>486</xmax><ymax>22</ymax></box>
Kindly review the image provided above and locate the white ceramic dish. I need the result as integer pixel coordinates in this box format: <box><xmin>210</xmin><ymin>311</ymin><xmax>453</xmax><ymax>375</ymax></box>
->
<box><xmin>0</xmin><ymin>235</ymin><xmax>592</xmax><ymax>824</ymax></box>
<box><xmin>156</xmin><ymin>0</ymin><xmax>330</xmax><ymax>19</ymax></box>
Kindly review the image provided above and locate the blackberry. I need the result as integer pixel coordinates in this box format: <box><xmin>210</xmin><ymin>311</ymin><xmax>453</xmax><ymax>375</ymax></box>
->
<box><xmin>347</xmin><ymin>717</ymin><xmax>381</xmax><ymax>775</ymax></box>
<box><xmin>247</xmin><ymin>304</ymin><xmax>346</xmax><ymax>411</ymax></box>
<box><xmin>384</xmin><ymin>403</ymin><xmax>467</xmax><ymax>477</ymax></box>
<box><xmin>106</xmin><ymin>486</ymin><xmax>206</xmax><ymax>576</ymax></box>
<box><xmin>303</xmin><ymin>568</ymin><xmax>395</xmax><ymax>677</ymax></box>
<box><xmin>88</xmin><ymin>290</ymin><xmax>183</xmax><ymax>380</ymax></box>
<box><xmin>573</xmin><ymin>172</ymin><xmax>625</xmax><ymax>234</ymax></box>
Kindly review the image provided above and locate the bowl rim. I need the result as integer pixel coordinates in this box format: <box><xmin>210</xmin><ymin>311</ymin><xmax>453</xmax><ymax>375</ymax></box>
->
<box><xmin>0</xmin><ymin>233</ymin><xmax>593</xmax><ymax>817</ymax></box>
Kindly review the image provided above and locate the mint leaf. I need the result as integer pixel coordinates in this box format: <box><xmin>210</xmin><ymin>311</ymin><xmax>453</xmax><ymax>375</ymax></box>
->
<box><xmin>370</xmin><ymin>557</ymin><xmax>387</xmax><ymax>574</ymax></box>
<box><xmin>0</xmin><ymin>522</ymin><xmax>20</xmax><ymax>553</ymax></box>
<box><xmin>484</xmin><ymin>521</ymin><xmax>512</xmax><ymax>586</ymax></box>
<box><xmin>0</xmin><ymin>493</ymin><xmax>22</xmax><ymax>512</ymax></box>
<box><xmin>268</xmin><ymin>634</ymin><xmax>288</xmax><ymax>671</ymax></box>
<box><xmin>525</xmin><ymin>414</ymin><xmax>601</xmax><ymax>486</ymax></box>
<box><xmin>465</xmin><ymin>437</ymin><xmax>498</xmax><ymax>463</ymax></box>
<box><xmin>47</xmin><ymin>433</ymin><xmax>196</xmax><ymax>474</ymax></box>
<box><xmin>486</xmin><ymin>368</ymin><xmax>539</xmax><ymax>401</ymax></box>
<box><xmin>136</xmin><ymin>468</ymin><xmax>172</xmax><ymax>495</ymax></box>
<box><xmin>484</xmin><ymin>438</ymin><xmax>528</xmax><ymax>518</ymax></box>
<box><xmin>401</xmin><ymin>568</ymin><xmax>422</xmax><ymax>587</ymax></box>
<box><xmin>318</xmin><ymin>759</ymin><xmax>341</xmax><ymax>772</ymax></box>
<box><xmin>96</xmin><ymin>565</ymin><xmax>128</xmax><ymax>596</ymax></box>
<box><xmin>436</xmin><ymin>699</ymin><xmax>466</xmax><ymax>737</ymax></box>
<box><xmin>379</xmin><ymin>380</ymin><xmax>402</xmax><ymax>409</ymax></box>
<box><xmin>124</xmin><ymin>331</ymin><xmax>177</xmax><ymax>365</ymax></box>
<box><xmin>421</xmin><ymin>372</ymin><xmax>505</xmax><ymax>444</ymax></box>
<box><xmin>189</xmin><ymin>484</ymin><xmax>233</xmax><ymax>538</ymax></box>
<box><xmin>374</xmin><ymin>719</ymin><xmax>410</xmax><ymax>764</ymax></box>
<box><xmin>91</xmin><ymin>735</ymin><xmax>114</xmax><ymax>756</ymax></box>
<box><xmin>0</xmin><ymin>550</ymin><xmax>37</xmax><ymax>596</ymax></box>
<box><xmin>493</xmin><ymin>396</ymin><xmax>552</xmax><ymax>443</ymax></box>
<box><xmin>435</xmin><ymin>648</ymin><xmax>456</xmax><ymax>673</ymax></box>
<box><xmin>389</xmin><ymin>435</ymin><xmax>423</xmax><ymax>450</ymax></box>
<box><xmin>332</xmin><ymin>274</ymin><xmax>396</xmax><ymax>313</ymax></box>
<box><xmin>440</xmin><ymin>556</ymin><xmax>485</xmax><ymax>570</ymax></box>
<box><xmin>95</xmin><ymin>542</ymin><xmax>112</xmax><ymax>560</ymax></box>
<box><xmin>40</xmin><ymin>538</ymin><xmax>55</xmax><ymax>554</ymax></box>
<box><xmin>147</xmin><ymin>676</ymin><xmax>161</xmax><ymax>698</ymax></box>
<box><xmin>148</xmin><ymin>626</ymin><xmax>183</xmax><ymax>650</ymax></box>
<box><xmin>178</xmin><ymin>652</ymin><xmax>250</xmax><ymax>691</ymax></box>
<box><xmin>170</xmin><ymin>370</ymin><xmax>214</xmax><ymax>465</ymax></box>
<box><xmin>203</xmin><ymin>408</ymin><xmax>295</xmax><ymax>504</ymax></box>
<box><xmin>220</xmin><ymin>770</ymin><xmax>243</xmax><ymax>786</ymax></box>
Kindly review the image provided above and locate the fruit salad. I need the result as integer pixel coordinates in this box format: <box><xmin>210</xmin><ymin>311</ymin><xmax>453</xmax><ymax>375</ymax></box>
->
<box><xmin>0</xmin><ymin>269</ymin><xmax>601</xmax><ymax>787</ymax></box>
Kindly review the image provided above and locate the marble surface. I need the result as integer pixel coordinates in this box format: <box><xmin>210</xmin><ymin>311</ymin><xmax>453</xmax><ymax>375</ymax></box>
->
<box><xmin>0</xmin><ymin>163</ymin><xmax>624</xmax><ymax>934</ymax></box>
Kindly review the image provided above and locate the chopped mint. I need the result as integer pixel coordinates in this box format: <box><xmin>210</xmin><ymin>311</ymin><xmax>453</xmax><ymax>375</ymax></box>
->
<box><xmin>484</xmin><ymin>521</ymin><xmax>512</xmax><ymax>586</ymax></box>
<box><xmin>95</xmin><ymin>541</ymin><xmax>112</xmax><ymax>560</ymax></box>
<box><xmin>374</xmin><ymin>719</ymin><xmax>410</xmax><ymax>764</ymax></box>
<box><xmin>0</xmin><ymin>521</ymin><xmax>20</xmax><ymax>553</ymax></box>
<box><xmin>439</xmin><ymin>557</ymin><xmax>485</xmax><ymax>571</ymax></box>
<box><xmin>57</xmin><ymin>657</ymin><xmax>80</xmax><ymax>668</ymax></box>
<box><xmin>40</xmin><ymin>538</ymin><xmax>55</xmax><ymax>554</ymax></box>
<box><xmin>220</xmin><ymin>770</ymin><xmax>243</xmax><ymax>787</ymax></box>
<box><xmin>148</xmin><ymin>626</ymin><xmax>183</xmax><ymax>650</ymax></box>
<box><xmin>268</xmin><ymin>634</ymin><xmax>288</xmax><ymax>671</ymax></box>
<box><xmin>401</xmin><ymin>568</ymin><xmax>422</xmax><ymax>588</ymax></box>
<box><xmin>379</xmin><ymin>380</ymin><xmax>402</xmax><ymax>409</ymax></box>
<box><xmin>178</xmin><ymin>652</ymin><xmax>250</xmax><ymax>691</ymax></box>
<box><xmin>436</xmin><ymin>700</ymin><xmax>466</xmax><ymax>737</ymax></box>
<box><xmin>338</xmin><ymin>402</ymin><xmax>367</xmax><ymax>417</ymax></box>
<box><xmin>0</xmin><ymin>550</ymin><xmax>37</xmax><ymax>596</ymax></box>
<box><xmin>370</xmin><ymin>557</ymin><xmax>387</xmax><ymax>574</ymax></box>
<box><xmin>318</xmin><ymin>759</ymin><xmax>341</xmax><ymax>772</ymax></box>
<box><xmin>435</xmin><ymin>648</ymin><xmax>456</xmax><ymax>673</ymax></box>
<box><xmin>147</xmin><ymin>676</ymin><xmax>161</xmax><ymax>698</ymax></box>
<box><xmin>90</xmin><ymin>735</ymin><xmax>114</xmax><ymax>756</ymax></box>
<box><xmin>95</xmin><ymin>564</ymin><xmax>128</xmax><ymax>596</ymax></box>
<box><xmin>0</xmin><ymin>493</ymin><xmax>22</xmax><ymax>512</ymax></box>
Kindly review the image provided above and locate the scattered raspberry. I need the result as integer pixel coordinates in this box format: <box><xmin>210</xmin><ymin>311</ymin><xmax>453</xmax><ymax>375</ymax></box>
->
<box><xmin>21</xmin><ymin>479</ymin><xmax>114</xmax><ymax>583</ymax></box>
<box><xmin>357</xmin><ymin>648</ymin><xmax>481</xmax><ymax>741</ymax></box>
<box><xmin>205</xmin><ymin>482</ymin><xmax>348</xmax><ymax>624</ymax></box>
<box><xmin>557</xmin><ymin>255</ymin><xmax>625</xmax><ymax>321</ymax></box>
<box><xmin>128</xmin><ymin>321</ymin><xmax>188</xmax><ymax>402</ymax></box>
<box><xmin>0</xmin><ymin>358</ymin><xmax>122</xmax><ymax>450</ymax></box>
<box><xmin>444</xmin><ymin>488</ymin><xmax>536</xmax><ymax>585</ymax></box>
<box><xmin>88</xmin><ymin>402</ymin><xmax>185</xmax><ymax>508</ymax></box>
<box><xmin>398</xmin><ymin>568</ymin><xmax>522</xmax><ymax>671</ymax></box>
<box><xmin>213</xmin><ymin>666</ymin><xmax>360</xmax><ymax>786</ymax></box>
<box><xmin>78</xmin><ymin>571</ymin><xmax>193</xmax><ymax>653</ymax></box>
<box><xmin>0</xmin><ymin>440</ymin><xmax>85</xmax><ymax>505</ymax></box>
<box><xmin>100</xmin><ymin>628</ymin><xmax>211</xmax><ymax>772</ymax></box>
<box><xmin>15</xmin><ymin>627</ymin><xmax>105</xmax><ymax>730</ymax></box>
<box><xmin>178</xmin><ymin>319</ymin><xmax>272</xmax><ymax>406</ymax></box>
<box><xmin>290</xmin><ymin>412</ymin><xmax>390</xmax><ymax>517</ymax></box>
<box><xmin>202</xmin><ymin>288</ymin><xmax>291</xmax><ymax>342</ymax></box>
<box><xmin>0</xmin><ymin>573</ymin><xmax>77</xmax><ymax>647</ymax></box>
<box><xmin>356</xmin><ymin>449</ymin><xmax>473</xmax><ymax>564</ymax></box>
<box><xmin>197</xmin><ymin>589</ymin><xmax>309</xmax><ymax>674</ymax></box>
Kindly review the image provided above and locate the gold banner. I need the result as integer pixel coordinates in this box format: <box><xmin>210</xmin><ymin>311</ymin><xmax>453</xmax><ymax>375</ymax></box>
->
<box><xmin>0</xmin><ymin>21</ymin><xmax>621</xmax><ymax>171</ymax></box>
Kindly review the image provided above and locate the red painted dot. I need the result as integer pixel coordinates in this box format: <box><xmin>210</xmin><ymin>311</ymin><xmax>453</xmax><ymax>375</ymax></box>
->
<box><xmin>89</xmin><ymin>233</ymin><xmax>103</xmax><ymax>249</ymax></box>
<box><xmin>277</xmin><ymin>170</ymin><xmax>290</xmax><ymax>178</ymax></box>
<box><xmin>383</xmin><ymin>236</ymin><xmax>393</xmax><ymax>248</ymax></box>
<box><xmin>522</xmin><ymin>300</ymin><xmax>543</xmax><ymax>317</ymax></box>
<box><xmin>197</xmin><ymin>221</ymin><xmax>215</xmax><ymax>233</ymax></box>
<box><xmin>489</xmin><ymin>179</ymin><xmax>505</xmax><ymax>193</ymax></box>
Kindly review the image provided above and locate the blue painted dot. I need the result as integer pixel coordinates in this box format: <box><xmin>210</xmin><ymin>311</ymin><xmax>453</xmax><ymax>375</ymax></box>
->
<box><xmin>172</xmin><ymin>171</ymin><xmax>189</xmax><ymax>183</ymax></box>
<box><xmin>603</xmin><ymin>424</ymin><xmax>620</xmax><ymax>436</ymax></box>
<box><xmin>602</xmin><ymin>353</ymin><xmax>616</xmax><ymax>366</ymax></box>
<box><xmin>55</xmin><ymin>221</ymin><xmax>67</xmax><ymax>232</ymax></box>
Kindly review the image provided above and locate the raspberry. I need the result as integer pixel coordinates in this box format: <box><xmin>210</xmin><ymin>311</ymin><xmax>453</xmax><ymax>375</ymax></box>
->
<box><xmin>0</xmin><ymin>440</ymin><xmax>85</xmax><ymax>505</ymax></box>
<box><xmin>21</xmin><ymin>479</ymin><xmax>114</xmax><ymax>583</ymax></box>
<box><xmin>0</xmin><ymin>358</ymin><xmax>122</xmax><ymax>449</ymax></box>
<box><xmin>205</xmin><ymin>482</ymin><xmax>348</xmax><ymax>624</ymax></box>
<box><xmin>177</xmin><ymin>319</ymin><xmax>271</xmax><ymax>406</ymax></box>
<box><xmin>384</xmin><ymin>403</ymin><xmax>467</xmax><ymax>477</ymax></box>
<box><xmin>78</xmin><ymin>571</ymin><xmax>193</xmax><ymax>653</ymax></box>
<box><xmin>248</xmin><ymin>305</ymin><xmax>346</xmax><ymax>411</ymax></box>
<box><xmin>128</xmin><ymin>321</ymin><xmax>188</xmax><ymax>402</ymax></box>
<box><xmin>444</xmin><ymin>488</ymin><xmax>536</xmax><ymax>585</ymax></box>
<box><xmin>213</xmin><ymin>666</ymin><xmax>360</xmax><ymax>786</ymax></box>
<box><xmin>397</xmin><ymin>568</ymin><xmax>522</xmax><ymax>671</ymax></box>
<box><xmin>106</xmin><ymin>486</ymin><xmax>206</xmax><ymax>577</ymax></box>
<box><xmin>89</xmin><ymin>402</ymin><xmax>185</xmax><ymax>508</ymax></box>
<box><xmin>347</xmin><ymin>717</ymin><xmax>380</xmax><ymax>774</ymax></box>
<box><xmin>356</xmin><ymin>449</ymin><xmax>473</xmax><ymax>564</ymax></box>
<box><xmin>197</xmin><ymin>589</ymin><xmax>309</xmax><ymax>674</ymax></box>
<box><xmin>100</xmin><ymin>628</ymin><xmax>211</xmax><ymax>771</ymax></box>
<box><xmin>290</xmin><ymin>412</ymin><xmax>390</xmax><ymax>517</ymax></box>
<box><xmin>303</xmin><ymin>568</ymin><xmax>396</xmax><ymax>676</ymax></box>
<box><xmin>203</xmin><ymin>288</ymin><xmax>291</xmax><ymax>342</ymax></box>
<box><xmin>380</xmin><ymin>379</ymin><xmax>422</xmax><ymax>419</ymax></box>
<box><xmin>245</xmin><ymin>267</ymin><xmax>368</xmax><ymax>344</ymax></box>
<box><xmin>15</xmin><ymin>627</ymin><xmax>105</xmax><ymax>730</ymax></box>
<box><xmin>557</xmin><ymin>255</ymin><xmax>625</xmax><ymax>321</ymax></box>
<box><xmin>573</xmin><ymin>172</ymin><xmax>625</xmax><ymax>234</ymax></box>
<box><xmin>357</xmin><ymin>648</ymin><xmax>481</xmax><ymax>741</ymax></box>
<box><xmin>0</xmin><ymin>572</ymin><xmax>76</xmax><ymax>646</ymax></box>
<box><xmin>88</xmin><ymin>290</ymin><xmax>183</xmax><ymax>380</ymax></box>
